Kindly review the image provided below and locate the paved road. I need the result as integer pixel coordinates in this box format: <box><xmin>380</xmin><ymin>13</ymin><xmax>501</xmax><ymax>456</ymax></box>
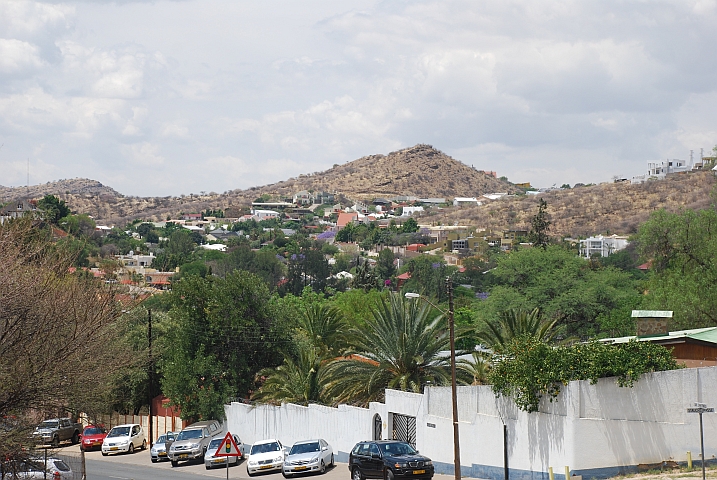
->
<box><xmin>54</xmin><ymin>444</ymin><xmax>455</xmax><ymax>480</ymax></box>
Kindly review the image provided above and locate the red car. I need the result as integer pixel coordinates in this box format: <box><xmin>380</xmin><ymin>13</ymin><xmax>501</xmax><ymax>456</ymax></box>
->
<box><xmin>80</xmin><ymin>425</ymin><xmax>107</xmax><ymax>452</ymax></box>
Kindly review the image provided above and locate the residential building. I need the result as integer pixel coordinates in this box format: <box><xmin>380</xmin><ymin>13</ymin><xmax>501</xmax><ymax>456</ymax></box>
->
<box><xmin>251</xmin><ymin>209</ymin><xmax>280</xmax><ymax>220</ymax></box>
<box><xmin>182</xmin><ymin>213</ymin><xmax>202</xmax><ymax>221</ymax></box>
<box><xmin>293</xmin><ymin>190</ymin><xmax>315</xmax><ymax>205</ymax></box>
<box><xmin>579</xmin><ymin>234</ymin><xmax>629</xmax><ymax>258</ymax></box>
<box><xmin>0</xmin><ymin>199</ymin><xmax>37</xmax><ymax>224</ymax></box>
<box><xmin>314</xmin><ymin>191</ymin><xmax>335</xmax><ymax>205</ymax></box>
<box><xmin>402</xmin><ymin>206</ymin><xmax>424</xmax><ymax>216</ymax></box>
<box><xmin>631</xmin><ymin>158</ymin><xmax>694</xmax><ymax>184</ymax></box>
<box><xmin>336</xmin><ymin>212</ymin><xmax>359</xmax><ymax>228</ymax></box>
<box><xmin>419</xmin><ymin>198</ymin><xmax>446</xmax><ymax>205</ymax></box>
<box><xmin>453</xmin><ymin>197</ymin><xmax>481</xmax><ymax>206</ymax></box>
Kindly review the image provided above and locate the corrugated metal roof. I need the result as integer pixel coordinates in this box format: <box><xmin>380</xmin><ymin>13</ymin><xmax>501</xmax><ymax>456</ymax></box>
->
<box><xmin>631</xmin><ymin>310</ymin><xmax>673</xmax><ymax>317</ymax></box>
<box><xmin>599</xmin><ymin>327</ymin><xmax>717</xmax><ymax>345</ymax></box>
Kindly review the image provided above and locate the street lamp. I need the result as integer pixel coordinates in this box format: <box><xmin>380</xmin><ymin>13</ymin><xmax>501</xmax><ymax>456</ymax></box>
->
<box><xmin>405</xmin><ymin>277</ymin><xmax>461</xmax><ymax>480</ymax></box>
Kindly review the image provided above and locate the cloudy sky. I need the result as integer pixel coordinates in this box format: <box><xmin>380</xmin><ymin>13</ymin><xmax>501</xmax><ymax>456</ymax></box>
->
<box><xmin>1</xmin><ymin>0</ymin><xmax>716</xmax><ymax>196</ymax></box>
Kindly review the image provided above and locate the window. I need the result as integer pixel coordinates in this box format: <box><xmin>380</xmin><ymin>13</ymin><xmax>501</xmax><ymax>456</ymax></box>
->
<box><xmin>369</xmin><ymin>444</ymin><xmax>380</xmax><ymax>457</ymax></box>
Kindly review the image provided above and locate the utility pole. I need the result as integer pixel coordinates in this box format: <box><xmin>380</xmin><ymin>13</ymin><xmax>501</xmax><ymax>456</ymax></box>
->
<box><xmin>446</xmin><ymin>277</ymin><xmax>461</xmax><ymax>480</ymax></box>
<box><xmin>148</xmin><ymin>309</ymin><xmax>153</xmax><ymax>448</ymax></box>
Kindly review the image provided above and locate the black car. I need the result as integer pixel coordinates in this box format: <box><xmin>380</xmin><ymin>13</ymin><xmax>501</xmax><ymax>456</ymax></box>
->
<box><xmin>348</xmin><ymin>441</ymin><xmax>434</xmax><ymax>480</ymax></box>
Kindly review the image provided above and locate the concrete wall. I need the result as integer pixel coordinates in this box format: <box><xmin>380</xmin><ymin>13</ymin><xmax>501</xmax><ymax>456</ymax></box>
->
<box><xmin>225</xmin><ymin>367</ymin><xmax>717</xmax><ymax>479</ymax></box>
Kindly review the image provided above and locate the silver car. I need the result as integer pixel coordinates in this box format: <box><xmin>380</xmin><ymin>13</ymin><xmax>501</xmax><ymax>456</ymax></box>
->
<box><xmin>150</xmin><ymin>432</ymin><xmax>176</xmax><ymax>462</ymax></box>
<box><xmin>204</xmin><ymin>434</ymin><xmax>243</xmax><ymax>469</ymax></box>
<box><xmin>169</xmin><ymin>420</ymin><xmax>222</xmax><ymax>467</ymax></box>
<box><xmin>282</xmin><ymin>439</ymin><xmax>334</xmax><ymax>477</ymax></box>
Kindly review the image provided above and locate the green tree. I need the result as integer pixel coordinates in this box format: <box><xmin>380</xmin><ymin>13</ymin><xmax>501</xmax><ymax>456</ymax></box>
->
<box><xmin>636</xmin><ymin>208</ymin><xmax>717</xmax><ymax>328</ymax></box>
<box><xmin>252</xmin><ymin>345</ymin><xmax>328</xmax><ymax>405</ymax></box>
<box><xmin>37</xmin><ymin>194</ymin><xmax>71</xmax><ymax>225</ymax></box>
<box><xmin>476</xmin><ymin>308</ymin><xmax>567</xmax><ymax>353</ymax></box>
<box><xmin>161</xmin><ymin>272</ymin><xmax>289</xmax><ymax>420</ymax></box>
<box><xmin>323</xmin><ymin>293</ymin><xmax>452</xmax><ymax>405</ymax></box>
<box><xmin>527</xmin><ymin>198</ymin><xmax>551</xmax><ymax>249</ymax></box>
<box><xmin>376</xmin><ymin>248</ymin><xmax>396</xmax><ymax>281</ymax></box>
<box><xmin>401</xmin><ymin>217</ymin><xmax>419</xmax><ymax>233</ymax></box>
<box><xmin>457</xmin><ymin>352</ymin><xmax>490</xmax><ymax>386</ymax></box>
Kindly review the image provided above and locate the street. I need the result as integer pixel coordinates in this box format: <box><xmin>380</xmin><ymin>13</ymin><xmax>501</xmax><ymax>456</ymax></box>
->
<box><xmin>53</xmin><ymin>444</ymin><xmax>455</xmax><ymax>480</ymax></box>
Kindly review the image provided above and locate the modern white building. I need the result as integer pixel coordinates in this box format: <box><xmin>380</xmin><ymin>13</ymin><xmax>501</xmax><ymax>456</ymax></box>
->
<box><xmin>579</xmin><ymin>234</ymin><xmax>629</xmax><ymax>258</ymax></box>
<box><xmin>632</xmin><ymin>159</ymin><xmax>692</xmax><ymax>183</ymax></box>
<box><xmin>453</xmin><ymin>197</ymin><xmax>481</xmax><ymax>206</ymax></box>
<box><xmin>251</xmin><ymin>209</ymin><xmax>280</xmax><ymax>220</ymax></box>
<box><xmin>402</xmin><ymin>206</ymin><xmax>424</xmax><ymax>216</ymax></box>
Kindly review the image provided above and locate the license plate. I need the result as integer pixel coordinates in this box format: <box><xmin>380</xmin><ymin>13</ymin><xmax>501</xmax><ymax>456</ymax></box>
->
<box><xmin>213</xmin><ymin>459</ymin><xmax>225</xmax><ymax>463</ymax></box>
<box><xmin>158</xmin><ymin>453</ymin><xmax>166</xmax><ymax>457</ymax></box>
<box><xmin>294</xmin><ymin>466</ymin><xmax>308</xmax><ymax>471</ymax></box>
<box><xmin>259</xmin><ymin>465</ymin><xmax>272</xmax><ymax>470</ymax></box>
<box><xmin>413</xmin><ymin>470</ymin><xmax>426</xmax><ymax>475</ymax></box>
<box><xmin>110</xmin><ymin>447</ymin><xmax>118</xmax><ymax>451</ymax></box>
<box><xmin>179</xmin><ymin>454</ymin><xmax>189</xmax><ymax>459</ymax></box>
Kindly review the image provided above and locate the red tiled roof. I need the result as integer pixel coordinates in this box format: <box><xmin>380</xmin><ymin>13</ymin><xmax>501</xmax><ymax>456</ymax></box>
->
<box><xmin>396</xmin><ymin>272</ymin><xmax>411</xmax><ymax>280</ymax></box>
<box><xmin>337</xmin><ymin>212</ymin><xmax>358</xmax><ymax>228</ymax></box>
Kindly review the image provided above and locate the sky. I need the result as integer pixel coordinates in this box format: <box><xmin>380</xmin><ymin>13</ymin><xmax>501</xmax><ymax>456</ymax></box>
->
<box><xmin>1</xmin><ymin>0</ymin><xmax>716</xmax><ymax>197</ymax></box>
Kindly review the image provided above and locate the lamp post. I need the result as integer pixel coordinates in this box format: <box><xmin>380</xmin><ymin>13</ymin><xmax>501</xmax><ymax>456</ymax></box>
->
<box><xmin>405</xmin><ymin>277</ymin><xmax>461</xmax><ymax>480</ymax></box>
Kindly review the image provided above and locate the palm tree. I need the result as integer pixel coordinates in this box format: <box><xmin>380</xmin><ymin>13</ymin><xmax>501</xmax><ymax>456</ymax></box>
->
<box><xmin>475</xmin><ymin>308</ymin><xmax>567</xmax><ymax>353</ymax></box>
<box><xmin>252</xmin><ymin>345</ymin><xmax>328</xmax><ymax>405</ymax></box>
<box><xmin>297</xmin><ymin>304</ymin><xmax>347</xmax><ymax>356</ymax></box>
<box><xmin>323</xmin><ymin>293</ymin><xmax>452</xmax><ymax>406</ymax></box>
<box><xmin>457</xmin><ymin>351</ymin><xmax>490</xmax><ymax>385</ymax></box>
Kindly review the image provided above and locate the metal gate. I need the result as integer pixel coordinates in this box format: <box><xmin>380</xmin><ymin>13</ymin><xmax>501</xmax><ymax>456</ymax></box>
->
<box><xmin>391</xmin><ymin>414</ymin><xmax>416</xmax><ymax>447</ymax></box>
<box><xmin>373</xmin><ymin>414</ymin><xmax>382</xmax><ymax>440</ymax></box>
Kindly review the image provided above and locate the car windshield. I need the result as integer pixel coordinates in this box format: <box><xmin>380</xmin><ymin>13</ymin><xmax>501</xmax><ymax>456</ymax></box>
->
<box><xmin>176</xmin><ymin>429</ymin><xmax>202</xmax><ymax>441</ymax></box>
<box><xmin>156</xmin><ymin>435</ymin><xmax>167</xmax><ymax>443</ymax></box>
<box><xmin>289</xmin><ymin>442</ymin><xmax>320</xmax><ymax>455</ymax></box>
<box><xmin>251</xmin><ymin>442</ymin><xmax>280</xmax><ymax>455</ymax></box>
<box><xmin>380</xmin><ymin>443</ymin><xmax>417</xmax><ymax>456</ymax></box>
<box><xmin>52</xmin><ymin>460</ymin><xmax>71</xmax><ymax>472</ymax></box>
<box><xmin>108</xmin><ymin>426</ymin><xmax>130</xmax><ymax>437</ymax></box>
<box><xmin>40</xmin><ymin>420</ymin><xmax>58</xmax><ymax>429</ymax></box>
<box><xmin>84</xmin><ymin>427</ymin><xmax>104</xmax><ymax>435</ymax></box>
<box><xmin>209</xmin><ymin>438</ymin><xmax>223</xmax><ymax>449</ymax></box>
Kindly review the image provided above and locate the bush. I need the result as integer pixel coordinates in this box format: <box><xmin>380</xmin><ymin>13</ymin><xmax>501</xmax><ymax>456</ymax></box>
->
<box><xmin>488</xmin><ymin>337</ymin><xmax>679</xmax><ymax>412</ymax></box>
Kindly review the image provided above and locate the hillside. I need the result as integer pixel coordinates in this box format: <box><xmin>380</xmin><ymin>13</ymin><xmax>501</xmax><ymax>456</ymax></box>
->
<box><xmin>424</xmin><ymin>171</ymin><xmax>716</xmax><ymax>237</ymax></box>
<box><xmin>0</xmin><ymin>178</ymin><xmax>120</xmax><ymax>199</ymax></box>
<box><xmin>243</xmin><ymin>144</ymin><xmax>517</xmax><ymax>200</ymax></box>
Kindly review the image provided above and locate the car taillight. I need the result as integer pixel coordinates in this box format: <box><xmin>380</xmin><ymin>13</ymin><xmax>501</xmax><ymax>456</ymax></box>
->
<box><xmin>53</xmin><ymin>471</ymin><xmax>61</xmax><ymax>480</ymax></box>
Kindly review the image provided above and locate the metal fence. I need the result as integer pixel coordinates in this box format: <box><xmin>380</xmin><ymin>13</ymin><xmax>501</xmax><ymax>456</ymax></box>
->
<box><xmin>391</xmin><ymin>414</ymin><xmax>416</xmax><ymax>447</ymax></box>
<box><xmin>0</xmin><ymin>447</ymin><xmax>84</xmax><ymax>480</ymax></box>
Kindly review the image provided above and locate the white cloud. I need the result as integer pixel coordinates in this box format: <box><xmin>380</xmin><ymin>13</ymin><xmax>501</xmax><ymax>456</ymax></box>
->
<box><xmin>0</xmin><ymin>39</ymin><xmax>46</xmax><ymax>74</ymax></box>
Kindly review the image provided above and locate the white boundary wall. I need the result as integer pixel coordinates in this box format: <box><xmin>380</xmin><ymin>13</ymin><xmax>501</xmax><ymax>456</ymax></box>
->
<box><xmin>226</xmin><ymin>366</ymin><xmax>717</xmax><ymax>479</ymax></box>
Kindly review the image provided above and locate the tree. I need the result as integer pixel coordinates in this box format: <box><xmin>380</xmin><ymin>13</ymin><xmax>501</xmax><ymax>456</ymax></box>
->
<box><xmin>401</xmin><ymin>217</ymin><xmax>419</xmax><ymax>233</ymax></box>
<box><xmin>527</xmin><ymin>198</ymin><xmax>551</xmax><ymax>249</ymax></box>
<box><xmin>475</xmin><ymin>308</ymin><xmax>567</xmax><ymax>353</ymax></box>
<box><xmin>161</xmin><ymin>271</ymin><xmax>290</xmax><ymax>420</ymax></box>
<box><xmin>0</xmin><ymin>218</ymin><xmax>132</xmax><ymax>459</ymax></box>
<box><xmin>37</xmin><ymin>194</ymin><xmax>71</xmax><ymax>225</ymax></box>
<box><xmin>252</xmin><ymin>345</ymin><xmax>328</xmax><ymax>405</ymax></box>
<box><xmin>636</xmin><ymin>208</ymin><xmax>717</xmax><ymax>328</ymax></box>
<box><xmin>323</xmin><ymin>293</ymin><xmax>452</xmax><ymax>406</ymax></box>
<box><xmin>376</xmin><ymin>248</ymin><xmax>396</xmax><ymax>281</ymax></box>
<box><xmin>457</xmin><ymin>352</ymin><xmax>490</xmax><ymax>386</ymax></box>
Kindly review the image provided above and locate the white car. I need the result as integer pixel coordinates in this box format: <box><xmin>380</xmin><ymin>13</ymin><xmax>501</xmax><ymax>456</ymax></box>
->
<box><xmin>101</xmin><ymin>424</ymin><xmax>146</xmax><ymax>455</ymax></box>
<box><xmin>204</xmin><ymin>434</ymin><xmax>243</xmax><ymax>469</ymax></box>
<box><xmin>246</xmin><ymin>439</ymin><xmax>284</xmax><ymax>476</ymax></box>
<box><xmin>283</xmin><ymin>439</ymin><xmax>334</xmax><ymax>477</ymax></box>
<box><xmin>9</xmin><ymin>457</ymin><xmax>72</xmax><ymax>480</ymax></box>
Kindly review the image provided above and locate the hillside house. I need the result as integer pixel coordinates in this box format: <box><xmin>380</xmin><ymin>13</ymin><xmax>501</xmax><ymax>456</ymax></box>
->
<box><xmin>631</xmin><ymin>158</ymin><xmax>695</xmax><ymax>184</ymax></box>
<box><xmin>419</xmin><ymin>198</ymin><xmax>446</xmax><ymax>205</ymax></box>
<box><xmin>453</xmin><ymin>197</ymin><xmax>481</xmax><ymax>206</ymax></box>
<box><xmin>579</xmin><ymin>234</ymin><xmax>629</xmax><ymax>258</ymax></box>
<box><xmin>251</xmin><ymin>209</ymin><xmax>280</xmax><ymax>220</ymax></box>
<box><xmin>182</xmin><ymin>213</ymin><xmax>202</xmax><ymax>221</ymax></box>
<box><xmin>315</xmin><ymin>191</ymin><xmax>335</xmax><ymax>205</ymax></box>
<box><xmin>293</xmin><ymin>190</ymin><xmax>315</xmax><ymax>205</ymax></box>
<box><xmin>402</xmin><ymin>206</ymin><xmax>424</xmax><ymax>216</ymax></box>
<box><xmin>0</xmin><ymin>200</ymin><xmax>37</xmax><ymax>224</ymax></box>
<box><xmin>336</xmin><ymin>212</ymin><xmax>359</xmax><ymax>228</ymax></box>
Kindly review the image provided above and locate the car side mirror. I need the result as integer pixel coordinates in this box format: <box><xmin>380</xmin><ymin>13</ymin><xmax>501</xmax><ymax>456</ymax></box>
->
<box><xmin>322</xmin><ymin>447</ymin><xmax>328</xmax><ymax>451</ymax></box>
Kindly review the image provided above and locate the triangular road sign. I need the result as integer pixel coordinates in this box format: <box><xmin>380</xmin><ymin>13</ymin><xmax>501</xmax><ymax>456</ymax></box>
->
<box><xmin>215</xmin><ymin>431</ymin><xmax>241</xmax><ymax>457</ymax></box>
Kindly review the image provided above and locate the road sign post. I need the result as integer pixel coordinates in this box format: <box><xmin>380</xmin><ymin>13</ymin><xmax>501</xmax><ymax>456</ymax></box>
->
<box><xmin>687</xmin><ymin>403</ymin><xmax>714</xmax><ymax>480</ymax></box>
<box><xmin>216</xmin><ymin>432</ymin><xmax>242</xmax><ymax>480</ymax></box>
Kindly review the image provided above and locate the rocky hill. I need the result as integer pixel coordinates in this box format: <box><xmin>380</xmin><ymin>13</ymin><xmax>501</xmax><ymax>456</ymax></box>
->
<box><xmin>1</xmin><ymin>146</ymin><xmax>715</xmax><ymax>237</ymax></box>
<box><xmin>425</xmin><ymin>171</ymin><xmax>716</xmax><ymax>237</ymax></box>
<box><xmin>243</xmin><ymin>144</ymin><xmax>517</xmax><ymax>200</ymax></box>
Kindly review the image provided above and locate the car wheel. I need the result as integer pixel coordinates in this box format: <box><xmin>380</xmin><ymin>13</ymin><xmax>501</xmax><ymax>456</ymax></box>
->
<box><xmin>171</xmin><ymin>460</ymin><xmax>178</xmax><ymax>467</ymax></box>
<box><xmin>142</xmin><ymin>440</ymin><xmax>147</xmax><ymax>450</ymax></box>
<box><xmin>330</xmin><ymin>454</ymin><xmax>334</xmax><ymax>467</ymax></box>
<box><xmin>247</xmin><ymin>468</ymin><xmax>255</xmax><ymax>477</ymax></box>
<box><xmin>352</xmin><ymin>467</ymin><xmax>363</xmax><ymax>480</ymax></box>
<box><xmin>51</xmin><ymin>436</ymin><xmax>60</xmax><ymax>448</ymax></box>
<box><xmin>71</xmin><ymin>432</ymin><xmax>80</xmax><ymax>445</ymax></box>
<box><xmin>206</xmin><ymin>465</ymin><xmax>211</xmax><ymax>470</ymax></box>
<box><xmin>386</xmin><ymin>469</ymin><xmax>395</xmax><ymax>480</ymax></box>
<box><xmin>151</xmin><ymin>458</ymin><xmax>157</xmax><ymax>463</ymax></box>
<box><xmin>320</xmin><ymin>460</ymin><xmax>326</xmax><ymax>474</ymax></box>
<box><xmin>101</xmin><ymin>452</ymin><xmax>108</xmax><ymax>457</ymax></box>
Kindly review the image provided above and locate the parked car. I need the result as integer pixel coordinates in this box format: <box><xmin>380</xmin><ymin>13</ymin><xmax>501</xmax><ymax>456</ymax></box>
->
<box><xmin>2</xmin><ymin>457</ymin><xmax>73</xmax><ymax>480</ymax></box>
<box><xmin>101</xmin><ymin>424</ymin><xmax>146</xmax><ymax>455</ymax></box>
<box><xmin>32</xmin><ymin>418</ymin><xmax>81</xmax><ymax>447</ymax></box>
<box><xmin>204</xmin><ymin>434</ymin><xmax>243</xmax><ymax>469</ymax></box>
<box><xmin>283</xmin><ymin>439</ymin><xmax>333</xmax><ymax>477</ymax></box>
<box><xmin>168</xmin><ymin>420</ymin><xmax>222</xmax><ymax>467</ymax></box>
<box><xmin>348</xmin><ymin>440</ymin><xmax>434</xmax><ymax>480</ymax></box>
<box><xmin>80</xmin><ymin>424</ymin><xmax>107</xmax><ymax>451</ymax></box>
<box><xmin>150</xmin><ymin>432</ymin><xmax>176</xmax><ymax>463</ymax></box>
<box><xmin>246</xmin><ymin>439</ymin><xmax>284</xmax><ymax>476</ymax></box>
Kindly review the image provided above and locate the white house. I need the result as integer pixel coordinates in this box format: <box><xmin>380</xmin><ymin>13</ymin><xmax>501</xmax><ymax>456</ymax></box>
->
<box><xmin>579</xmin><ymin>234</ymin><xmax>629</xmax><ymax>258</ymax></box>
<box><xmin>251</xmin><ymin>209</ymin><xmax>280</xmax><ymax>220</ymax></box>
<box><xmin>452</xmin><ymin>197</ymin><xmax>481</xmax><ymax>206</ymax></box>
<box><xmin>402</xmin><ymin>206</ymin><xmax>424</xmax><ymax>216</ymax></box>
<box><xmin>632</xmin><ymin>158</ymin><xmax>692</xmax><ymax>184</ymax></box>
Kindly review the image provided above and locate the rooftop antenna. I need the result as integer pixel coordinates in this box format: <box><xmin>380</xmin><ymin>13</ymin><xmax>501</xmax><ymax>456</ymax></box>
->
<box><xmin>27</xmin><ymin>157</ymin><xmax>30</xmax><ymax>190</ymax></box>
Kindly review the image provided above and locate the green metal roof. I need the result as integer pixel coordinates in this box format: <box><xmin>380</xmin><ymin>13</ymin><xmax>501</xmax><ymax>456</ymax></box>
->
<box><xmin>599</xmin><ymin>327</ymin><xmax>717</xmax><ymax>345</ymax></box>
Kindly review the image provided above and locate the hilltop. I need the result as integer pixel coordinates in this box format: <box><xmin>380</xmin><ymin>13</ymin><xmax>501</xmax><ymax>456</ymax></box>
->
<box><xmin>0</xmin><ymin>178</ymin><xmax>120</xmax><ymax>199</ymax></box>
